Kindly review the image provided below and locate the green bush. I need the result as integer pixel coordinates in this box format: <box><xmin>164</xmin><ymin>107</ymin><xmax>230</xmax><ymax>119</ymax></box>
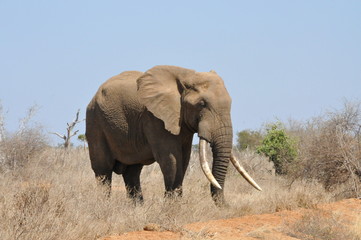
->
<box><xmin>236</xmin><ymin>129</ymin><xmax>263</xmax><ymax>150</ymax></box>
<box><xmin>256</xmin><ymin>122</ymin><xmax>297</xmax><ymax>175</ymax></box>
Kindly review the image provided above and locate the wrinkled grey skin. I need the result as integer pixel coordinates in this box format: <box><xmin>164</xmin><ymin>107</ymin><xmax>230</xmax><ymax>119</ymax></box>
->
<box><xmin>86</xmin><ymin>65</ymin><xmax>233</xmax><ymax>205</ymax></box>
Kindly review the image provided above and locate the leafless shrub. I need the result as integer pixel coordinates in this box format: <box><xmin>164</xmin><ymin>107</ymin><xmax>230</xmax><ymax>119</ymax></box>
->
<box><xmin>288</xmin><ymin>100</ymin><xmax>361</xmax><ymax>198</ymax></box>
<box><xmin>3</xmin><ymin>101</ymin><xmax>360</xmax><ymax>239</ymax></box>
<box><xmin>0</xmin><ymin>146</ymin><xmax>335</xmax><ymax>240</ymax></box>
<box><xmin>232</xmin><ymin>148</ymin><xmax>275</xmax><ymax>177</ymax></box>
<box><xmin>284</xmin><ymin>211</ymin><xmax>361</xmax><ymax>240</ymax></box>
<box><xmin>0</xmin><ymin>105</ymin><xmax>47</xmax><ymax>172</ymax></box>
<box><xmin>51</xmin><ymin>109</ymin><xmax>83</xmax><ymax>148</ymax></box>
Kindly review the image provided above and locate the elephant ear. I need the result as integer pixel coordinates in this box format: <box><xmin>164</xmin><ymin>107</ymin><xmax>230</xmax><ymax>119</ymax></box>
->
<box><xmin>137</xmin><ymin>66</ymin><xmax>193</xmax><ymax>135</ymax></box>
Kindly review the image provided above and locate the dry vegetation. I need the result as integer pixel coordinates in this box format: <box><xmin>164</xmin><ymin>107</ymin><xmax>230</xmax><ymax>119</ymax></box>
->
<box><xmin>0</xmin><ymin>148</ymin><xmax>332</xmax><ymax>240</ymax></box>
<box><xmin>0</xmin><ymin>101</ymin><xmax>360</xmax><ymax>240</ymax></box>
<box><xmin>284</xmin><ymin>211</ymin><xmax>361</xmax><ymax>240</ymax></box>
<box><xmin>286</xmin><ymin>101</ymin><xmax>361</xmax><ymax>198</ymax></box>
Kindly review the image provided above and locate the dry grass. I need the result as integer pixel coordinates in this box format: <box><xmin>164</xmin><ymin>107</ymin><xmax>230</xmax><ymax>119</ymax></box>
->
<box><xmin>1</xmin><ymin>102</ymin><xmax>360</xmax><ymax>240</ymax></box>
<box><xmin>0</xmin><ymin>147</ymin><xmax>335</xmax><ymax>240</ymax></box>
<box><xmin>287</xmin><ymin>100</ymin><xmax>361</xmax><ymax>199</ymax></box>
<box><xmin>284</xmin><ymin>210</ymin><xmax>361</xmax><ymax>240</ymax></box>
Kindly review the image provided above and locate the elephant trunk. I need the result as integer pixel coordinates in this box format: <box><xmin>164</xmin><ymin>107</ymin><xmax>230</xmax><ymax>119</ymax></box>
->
<box><xmin>198</xmin><ymin>123</ymin><xmax>233</xmax><ymax>205</ymax></box>
<box><xmin>210</xmin><ymin>125</ymin><xmax>233</xmax><ymax>204</ymax></box>
<box><xmin>199</xmin><ymin>121</ymin><xmax>262</xmax><ymax>206</ymax></box>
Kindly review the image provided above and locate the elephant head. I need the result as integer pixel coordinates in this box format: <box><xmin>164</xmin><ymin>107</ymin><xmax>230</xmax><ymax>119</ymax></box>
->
<box><xmin>137</xmin><ymin>66</ymin><xmax>261</xmax><ymax>204</ymax></box>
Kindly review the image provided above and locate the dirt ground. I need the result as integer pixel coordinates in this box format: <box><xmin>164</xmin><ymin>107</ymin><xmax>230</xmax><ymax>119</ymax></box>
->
<box><xmin>101</xmin><ymin>198</ymin><xmax>361</xmax><ymax>240</ymax></box>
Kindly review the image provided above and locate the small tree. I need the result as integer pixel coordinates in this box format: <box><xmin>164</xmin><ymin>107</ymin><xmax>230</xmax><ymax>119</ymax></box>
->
<box><xmin>293</xmin><ymin>100</ymin><xmax>361</xmax><ymax>194</ymax></box>
<box><xmin>0</xmin><ymin>104</ymin><xmax>47</xmax><ymax>171</ymax></box>
<box><xmin>257</xmin><ymin>122</ymin><xmax>297</xmax><ymax>175</ymax></box>
<box><xmin>77</xmin><ymin>134</ymin><xmax>87</xmax><ymax>149</ymax></box>
<box><xmin>237</xmin><ymin>129</ymin><xmax>263</xmax><ymax>150</ymax></box>
<box><xmin>52</xmin><ymin>109</ymin><xmax>82</xmax><ymax>148</ymax></box>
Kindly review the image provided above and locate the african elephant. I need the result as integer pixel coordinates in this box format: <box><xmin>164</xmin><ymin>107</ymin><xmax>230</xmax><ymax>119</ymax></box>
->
<box><xmin>86</xmin><ymin>65</ymin><xmax>261</xmax><ymax>205</ymax></box>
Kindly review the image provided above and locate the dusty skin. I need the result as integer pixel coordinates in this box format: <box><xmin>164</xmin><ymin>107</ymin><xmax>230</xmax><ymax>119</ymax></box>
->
<box><xmin>101</xmin><ymin>199</ymin><xmax>361</xmax><ymax>240</ymax></box>
<box><xmin>86</xmin><ymin>65</ymin><xmax>260</xmax><ymax>206</ymax></box>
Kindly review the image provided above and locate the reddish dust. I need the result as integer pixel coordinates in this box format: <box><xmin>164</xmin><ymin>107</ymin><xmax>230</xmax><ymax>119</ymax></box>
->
<box><xmin>101</xmin><ymin>199</ymin><xmax>361</xmax><ymax>240</ymax></box>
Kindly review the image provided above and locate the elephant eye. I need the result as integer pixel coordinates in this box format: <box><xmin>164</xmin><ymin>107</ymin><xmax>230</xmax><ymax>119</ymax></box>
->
<box><xmin>199</xmin><ymin>100</ymin><xmax>206</xmax><ymax>107</ymax></box>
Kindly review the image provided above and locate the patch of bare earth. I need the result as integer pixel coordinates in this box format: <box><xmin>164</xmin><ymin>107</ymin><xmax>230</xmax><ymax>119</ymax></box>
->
<box><xmin>100</xmin><ymin>198</ymin><xmax>361</xmax><ymax>240</ymax></box>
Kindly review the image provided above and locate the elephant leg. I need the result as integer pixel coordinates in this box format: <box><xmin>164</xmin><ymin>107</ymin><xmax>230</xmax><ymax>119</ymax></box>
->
<box><xmin>154</xmin><ymin>142</ymin><xmax>187</xmax><ymax>198</ymax></box>
<box><xmin>122</xmin><ymin>164</ymin><xmax>144</xmax><ymax>203</ymax></box>
<box><xmin>170</xmin><ymin>136</ymin><xmax>193</xmax><ymax>196</ymax></box>
<box><xmin>157</xmin><ymin>151</ymin><xmax>183</xmax><ymax>197</ymax></box>
<box><xmin>181</xmin><ymin>136</ymin><xmax>193</xmax><ymax>177</ymax></box>
<box><xmin>88</xmin><ymin>131</ymin><xmax>115</xmax><ymax>196</ymax></box>
<box><xmin>95</xmin><ymin>172</ymin><xmax>112</xmax><ymax>196</ymax></box>
<box><xmin>144</xmin><ymin>137</ymin><xmax>181</xmax><ymax>197</ymax></box>
<box><xmin>143</xmin><ymin>116</ymin><xmax>185</xmax><ymax>198</ymax></box>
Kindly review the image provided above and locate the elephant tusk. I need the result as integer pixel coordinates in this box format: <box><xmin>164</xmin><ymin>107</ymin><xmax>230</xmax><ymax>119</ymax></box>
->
<box><xmin>230</xmin><ymin>154</ymin><xmax>262</xmax><ymax>191</ymax></box>
<box><xmin>199</xmin><ymin>139</ymin><xmax>222</xmax><ymax>189</ymax></box>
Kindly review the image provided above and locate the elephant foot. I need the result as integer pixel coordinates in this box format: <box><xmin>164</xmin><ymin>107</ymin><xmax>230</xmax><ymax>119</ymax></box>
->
<box><xmin>95</xmin><ymin>173</ymin><xmax>112</xmax><ymax>197</ymax></box>
<box><xmin>164</xmin><ymin>187</ymin><xmax>183</xmax><ymax>198</ymax></box>
<box><xmin>215</xmin><ymin>199</ymin><xmax>230</xmax><ymax>208</ymax></box>
<box><xmin>211</xmin><ymin>192</ymin><xmax>229</xmax><ymax>208</ymax></box>
<box><xmin>126</xmin><ymin>187</ymin><xmax>144</xmax><ymax>206</ymax></box>
<box><xmin>130</xmin><ymin>195</ymin><xmax>144</xmax><ymax>206</ymax></box>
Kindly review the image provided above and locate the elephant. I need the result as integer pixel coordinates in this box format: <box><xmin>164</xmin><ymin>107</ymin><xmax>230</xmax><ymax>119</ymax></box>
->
<box><xmin>86</xmin><ymin>65</ymin><xmax>261</xmax><ymax>206</ymax></box>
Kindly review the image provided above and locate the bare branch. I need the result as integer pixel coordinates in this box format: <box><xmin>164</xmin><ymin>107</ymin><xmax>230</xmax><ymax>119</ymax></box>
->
<box><xmin>52</xmin><ymin>109</ymin><xmax>83</xmax><ymax>148</ymax></box>
<box><xmin>73</xmin><ymin>109</ymin><xmax>80</xmax><ymax>122</ymax></box>
<box><xmin>51</xmin><ymin>132</ymin><xmax>66</xmax><ymax>140</ymax></box>
<box><xmin>70</xmin><ymin>130</ymin><xmax>79</xmax><ymax>138</ymax></box>
<box><xmin>18</xmin><ymin>104</ymin><xmax>39</xmax><ymax>135</ymax></box>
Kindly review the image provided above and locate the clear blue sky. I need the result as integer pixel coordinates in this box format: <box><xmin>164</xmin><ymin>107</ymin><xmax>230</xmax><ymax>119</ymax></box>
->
<box><xmin>1</xmin><ymin>1</ymin><xmax>360</xmax><ymax>145</ymax></box>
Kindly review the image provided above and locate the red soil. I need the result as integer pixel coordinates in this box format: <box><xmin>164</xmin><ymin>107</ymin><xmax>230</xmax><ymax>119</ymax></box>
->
<box><xmin>101</xmin><ymin>199</ymin><xmax>361</xmax><ymax>240</ymax></box>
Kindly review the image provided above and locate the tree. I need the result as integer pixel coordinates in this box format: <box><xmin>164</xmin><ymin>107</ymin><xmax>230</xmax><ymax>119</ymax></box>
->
<box><xmin>51</xmin><ymin>109</ymin><xmax>83</xmax><ymax>148</ymax></box>
<box><xmin>77</xmin><ymin>134</ymin><xmax>87</xmax><ymax>149</ymax></box>
<box><xmin>77</xmin><ymin>134</ymin><xmax>86</xmax><ymax>142</ymax></box>
<box><xmin>0</xmin><ymin>104</ymin><xmax>47</xmax><ymax>171</ymax></box>
<box><xmin>237</xmin><ymin>129</ymin><xmax>263</xmax><ymax>150</ymax></box>
<box><xmin>256</xmin><ymin>122</ymin><xmax>297</xmax><ymax>175</ymax></box>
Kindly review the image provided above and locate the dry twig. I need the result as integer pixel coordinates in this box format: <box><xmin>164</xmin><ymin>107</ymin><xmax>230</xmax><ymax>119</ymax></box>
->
<box><xmin>51</xmin><ymin>109</ymin><xmax>83</xmax><ymax>148</ymax></box>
